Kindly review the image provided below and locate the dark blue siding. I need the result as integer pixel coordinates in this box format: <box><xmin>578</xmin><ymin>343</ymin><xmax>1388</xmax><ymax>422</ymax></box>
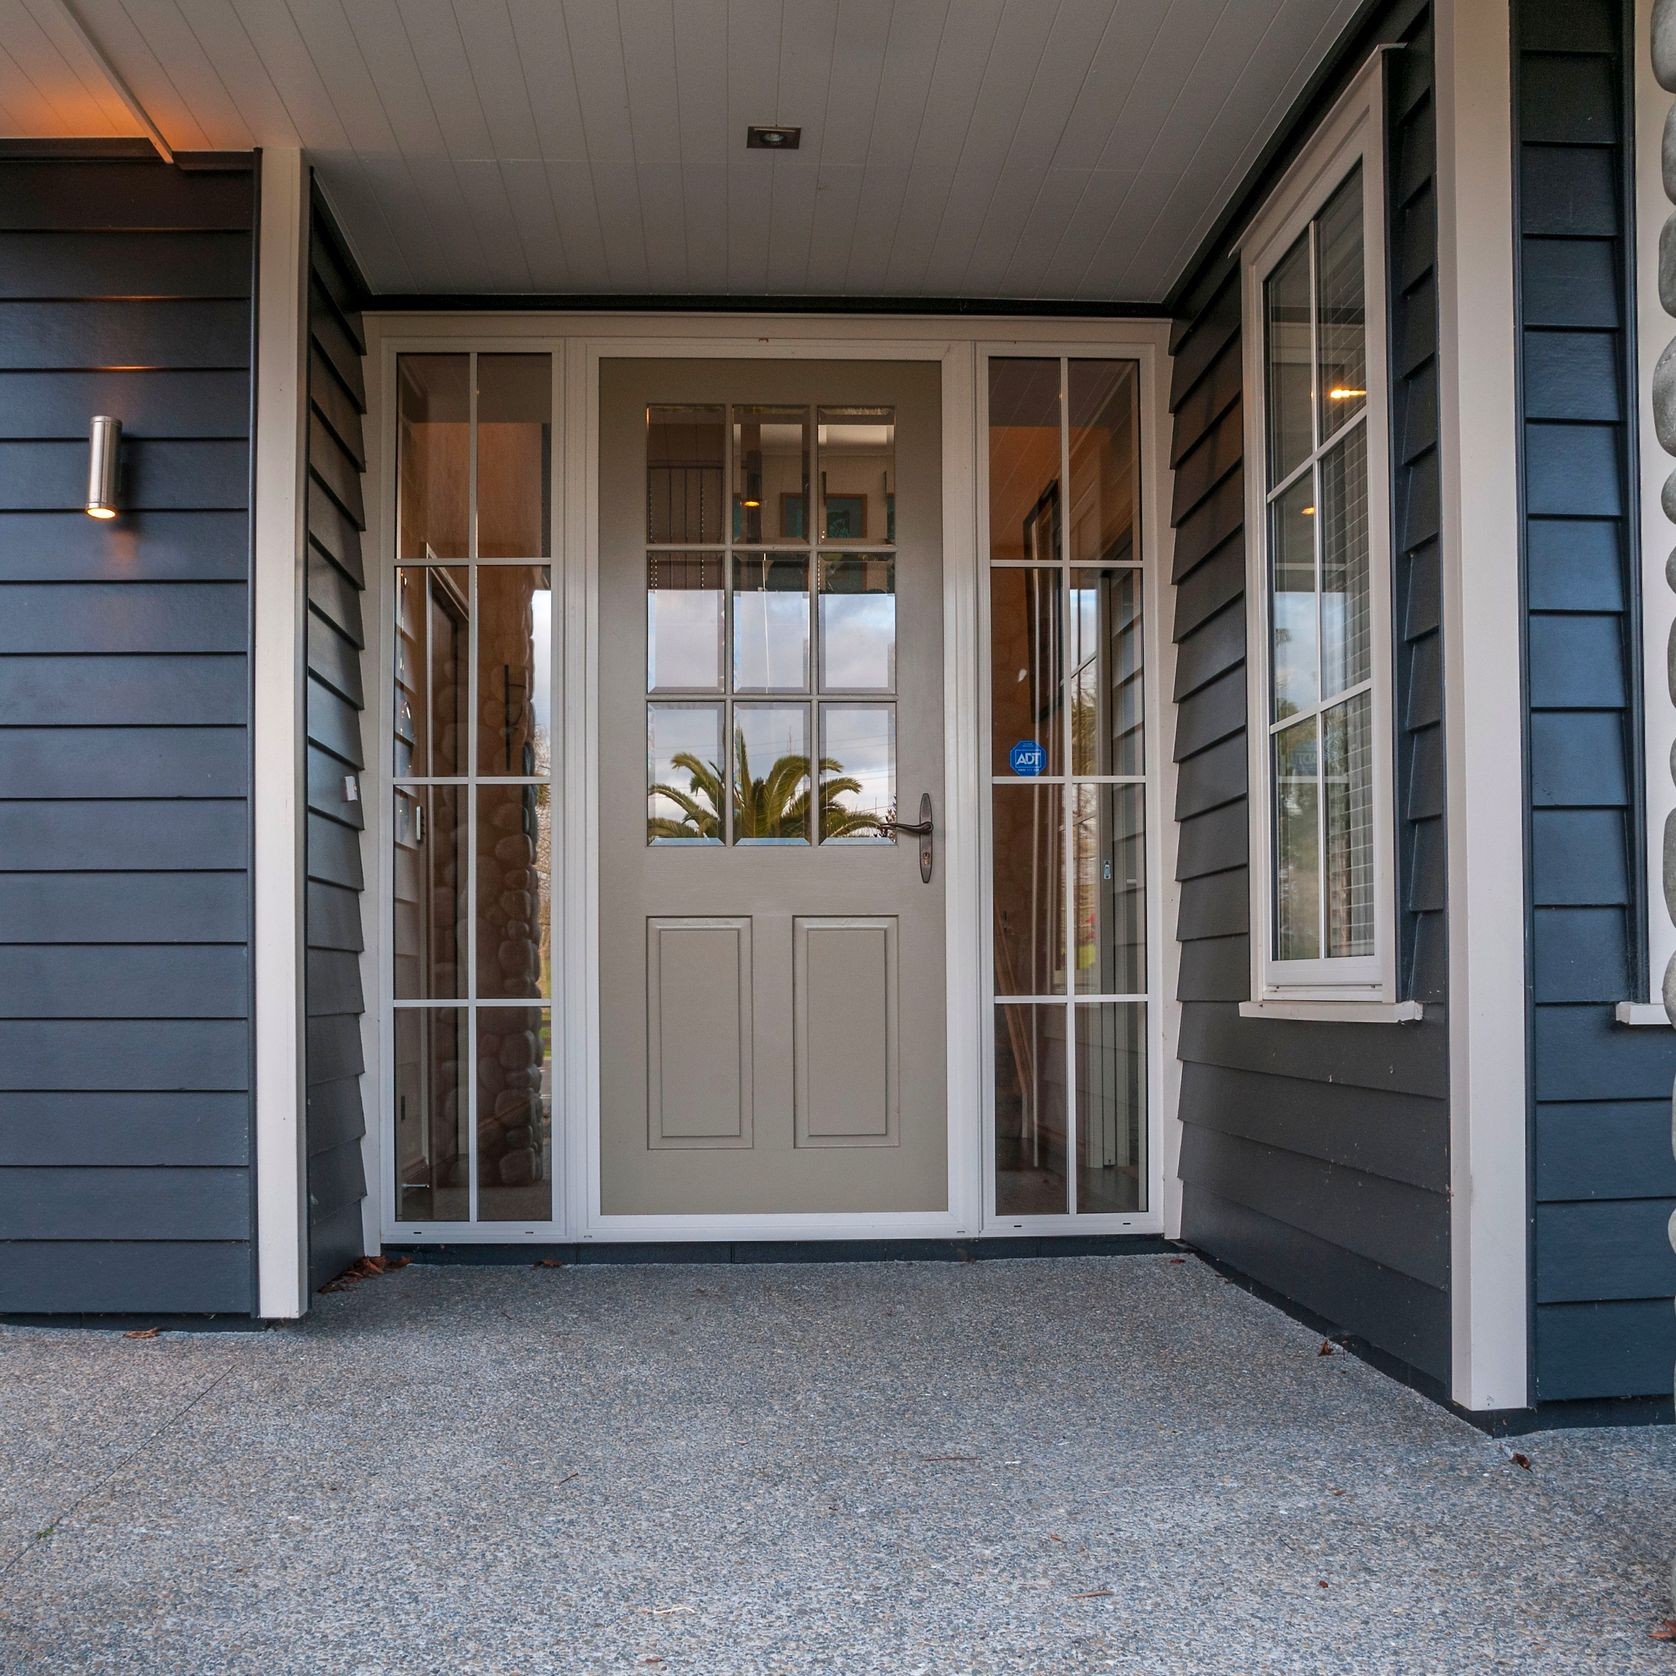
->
<box><xmin>0</xmin><ymin>153</ymin><xmax>255</xmax><ymax>1316</ymax></box>
<box><xmin>1513</xmin><ymin>0</ymin><xmax>1675</xmax><ymax>1400</ymax></box>
<box><xmin>303</xmin><ymin>190</ymin><xmax>370</xmax><ymax>1291</ymax></box>
<box><xmin>1166</xmin><ymin>3</ymin><xmax>1452</xmax><ymax>1385</ymax></box>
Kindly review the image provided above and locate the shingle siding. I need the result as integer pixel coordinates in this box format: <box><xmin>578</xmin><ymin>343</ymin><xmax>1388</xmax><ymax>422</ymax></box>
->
<box><xmin>0</xmin><ymin>153</ymin><xmax>256</xmax><ymax>1315</ymax></box>
<box><xmin>1167</xmin><ymin>3</ymin><xmax>1452</xmax><ymax>1385</ymax></box>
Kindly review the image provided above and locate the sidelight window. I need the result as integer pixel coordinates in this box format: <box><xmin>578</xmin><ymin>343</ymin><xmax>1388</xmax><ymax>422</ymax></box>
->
<box><xmin>391</xmin><ymin>351</ymin><xmax>556</xmax><ymax>1226</ymax></box>
<box><xmin>986</xmin><ymin>355</ymin><xmax>1147</xmax><ymax>1220</ymax></box>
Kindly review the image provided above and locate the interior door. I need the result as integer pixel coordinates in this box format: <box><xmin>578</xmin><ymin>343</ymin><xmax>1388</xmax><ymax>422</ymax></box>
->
<box><xmin>598</xmin><ymin>358</ymin><xmax>947</xmax><ymax>1217</ymax></box>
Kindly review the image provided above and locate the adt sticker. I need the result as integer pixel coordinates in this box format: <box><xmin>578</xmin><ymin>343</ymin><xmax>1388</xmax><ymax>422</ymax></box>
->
<box><xmin>1008</xmin><ymin>739</ymin><xmax>1046</xmax><ymax>777</ymax></box>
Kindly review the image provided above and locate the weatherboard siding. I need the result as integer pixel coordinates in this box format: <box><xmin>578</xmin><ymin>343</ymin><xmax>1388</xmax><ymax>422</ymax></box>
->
<box><xmin>303</xmin><ymin>189</ymin><xmax>372</xmax><ymax>1292</ymax></box>
<box><xmin>1167</xmin><ymin>3</ymin><xmax>1452</xmax><ymax>1384</ymax></box>
<box><xmin>0</xmin><ymin>152</ymin><xmax>256</xmax><ymax>1315</ymax></box>
<box><xmin>1514</xmin><ymin>0</ymin><xmax>1676</xmax><ymax>1401</ymax></box>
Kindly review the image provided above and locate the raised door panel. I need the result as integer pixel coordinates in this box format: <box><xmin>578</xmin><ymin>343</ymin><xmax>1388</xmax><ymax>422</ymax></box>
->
<box><xmin>794</xmin><ymin>916</ymin><xmax>898</xmax><ymax>1148</ymax></box>
<box><xmin>647</xmin><ymin>917</ymin><xmax>753</xmax><ymax>1149</ymax></box>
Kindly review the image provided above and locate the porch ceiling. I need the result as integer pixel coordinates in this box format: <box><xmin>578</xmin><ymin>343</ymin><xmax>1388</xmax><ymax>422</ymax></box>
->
<box><xmin>2</xmin><ymin>0</ymin><xmax>1363</xmax><ymax>302</ymax></box>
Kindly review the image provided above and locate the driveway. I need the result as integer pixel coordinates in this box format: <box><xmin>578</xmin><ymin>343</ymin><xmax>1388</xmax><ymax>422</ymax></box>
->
<box><xmin>1</xmin><ymin>1255</ymin><xmax>1672</xmax><ymax>1673</ymax></box>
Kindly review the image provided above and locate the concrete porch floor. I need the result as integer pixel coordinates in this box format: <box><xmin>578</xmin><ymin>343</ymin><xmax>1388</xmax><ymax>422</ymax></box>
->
<box><xmin>1</xmin><ymin>1256</ymin><xmax>1673</xmax><ymax>1674</ymax></box>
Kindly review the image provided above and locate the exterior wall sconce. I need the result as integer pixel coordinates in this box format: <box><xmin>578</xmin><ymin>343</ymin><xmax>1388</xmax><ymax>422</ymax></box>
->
<box><xmin>85</xmin><ymin>415</ymin><xmax>121</xmax><ymax>519</ymax></box>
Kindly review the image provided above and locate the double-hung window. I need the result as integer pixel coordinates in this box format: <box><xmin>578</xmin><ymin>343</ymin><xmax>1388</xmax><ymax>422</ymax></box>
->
<box><xmin>1240</xmin><ymin>57</ymin><xmax>1398</xmax><ymax>1008</ymax></box>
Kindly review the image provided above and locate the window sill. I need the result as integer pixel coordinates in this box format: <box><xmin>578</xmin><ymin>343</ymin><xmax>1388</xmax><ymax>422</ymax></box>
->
<box><xmin>1614</xmin><ymin>1002</ymin><xmax>1671</xmax><ymax>1028</ymax></box>
<box><xmin>1238</xmin><ymin>999</ymin><xmax>1424</xmax><ymax>1025</ymax></box>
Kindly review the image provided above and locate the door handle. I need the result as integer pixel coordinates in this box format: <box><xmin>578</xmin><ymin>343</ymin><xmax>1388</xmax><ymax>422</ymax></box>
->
<box><xmin>885</xmin><ymin>793</ymin><xmax>935</xmax><ymax>883</ymax></box>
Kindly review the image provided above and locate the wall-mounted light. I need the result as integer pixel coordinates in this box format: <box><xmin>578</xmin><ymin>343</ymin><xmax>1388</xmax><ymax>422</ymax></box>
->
<box><xmin>85</xmin><ymin>415</ymin><xmax>121</xmax><ymax>520</ymax></box>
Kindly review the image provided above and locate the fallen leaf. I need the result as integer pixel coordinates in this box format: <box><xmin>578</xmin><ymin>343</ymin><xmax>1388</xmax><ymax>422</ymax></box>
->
<box><xmin>1047</xmin><ymin>1533</ymin><xmax>1064</xmax><ymax>1544</ymax></box>
<box><xmin>1168</xmin><ymin>1257</ymin><xmax>1186</xmax><ymax>1265</ymax></box>
<box><xmin>1330</xmin><ymin>1488</ymin><xmax>1346</xmax><ymax>1497</ymax></box>
<box><xmin>1318</xmin><ymin>1339</ymin><xmax>1335</xmax><ymax>1357</ymax></box>
<box><xmin>1509</xmin><ymin>1451</ymin><xmax>1532</xmax><ymax>1471</ymax></box>
<box><xmin>1318</xmin><ymin>1580</ymin><xmax>1330</xmax><ymax>1590</ymax></box>
<box><xmin>534</xmin><ymin>1258</ymin><xmax>564</xmax><ymax>1268</ymax></box>
<box><xmin>385</xmin><ymin>1256</ymin><xmax>412</xmax><ymax>1270</ymax></box>
<box><xmin>1069</xmin><ymin>1589</ymin><xmax>1112</xmax><ymax>1600</ymax></box>
<box><xmin>124</xmin><ymin>1327</ymin><xmax>161</xmax><ymax>1340</ymax></box>
<box><xmin>1650</xmin><ymin>1620</ymin><xmax>1676</xmax><ymax>1642</ymax></box>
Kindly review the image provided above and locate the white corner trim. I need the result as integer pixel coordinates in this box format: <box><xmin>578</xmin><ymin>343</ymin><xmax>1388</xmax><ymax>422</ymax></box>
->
<box><xmin>1634</xmin><ymin>0</ymin><xmax>1676</xmax><ymax>1009</ymax></box>
<box><xmin>1237</xmin><ymin>999</ymin><xmax>1423</xmax><ymax>1024</ymax></box>
<box><xmin>1435</xmin><ymin>0</ymin><xmax>1530</xmax><ymax>1412</ymax></box>
<box><xmin>1614</xmin><ymin>1001</ymin><xmax>1672</xmax><ymax>1027</ymax></box>
<box><xmin>252</xmin><ymin>148</ymin><xmax>311</xmax><ymax>1319</ymax></box>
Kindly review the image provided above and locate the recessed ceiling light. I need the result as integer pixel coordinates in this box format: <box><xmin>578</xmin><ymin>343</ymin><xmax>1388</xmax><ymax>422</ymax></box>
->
<box><xmin>747</xmin><ymin>125</ymin><xmax>801</xmax><ymax>150</ymax></box>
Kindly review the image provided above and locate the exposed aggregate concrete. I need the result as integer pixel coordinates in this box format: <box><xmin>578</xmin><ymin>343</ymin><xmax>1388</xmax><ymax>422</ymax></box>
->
<box><xmin>0</xmin><ymin>1256</ymin><xmax>1672</xmax><ymax>1674</ymax></box>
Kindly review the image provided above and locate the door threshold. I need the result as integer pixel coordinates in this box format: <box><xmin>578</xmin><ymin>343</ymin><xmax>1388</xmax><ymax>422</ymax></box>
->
<box><xmin>384</xmin><ymin>1234</ymin><xmax>1178</xmax><ymax>1266</ymax></box>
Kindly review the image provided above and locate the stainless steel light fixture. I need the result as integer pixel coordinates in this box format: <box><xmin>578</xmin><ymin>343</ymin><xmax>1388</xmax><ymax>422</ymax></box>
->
<box><xmin>85</xmin><ymin>415</ymin><xmax>121</xmax><ymax>519</ymax></box>
<box><xmin>746</xmin><ymin>125</ymin><xmax>800</xmax><ymax>150</ymax></box>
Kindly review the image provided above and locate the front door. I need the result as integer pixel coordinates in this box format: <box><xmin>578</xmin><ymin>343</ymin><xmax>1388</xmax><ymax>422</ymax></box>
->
<box><xmin>598</xmin><ymin>359</ymin><xmax>947</xmax><ymax>1217</ymax></box>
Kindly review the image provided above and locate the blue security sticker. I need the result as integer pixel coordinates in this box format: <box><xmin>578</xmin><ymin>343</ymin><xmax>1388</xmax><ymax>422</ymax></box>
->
<box><xmin>1008</xmin><ymin>739</ymin><xmax>1046</xmax><ymax>777</ymax></box>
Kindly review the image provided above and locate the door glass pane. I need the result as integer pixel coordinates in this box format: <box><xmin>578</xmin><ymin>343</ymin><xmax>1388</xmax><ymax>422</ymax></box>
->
<box><xmin>1264</xmin><ymin>235</ymin><xmax>1314</xmax><ymax>484</ymax></box>
<box><xmin>1320</xmin><ymin>427</ymin><xmax>1370</xmax><ymax>699</ymax></box>
<box><xmin>398</xmin><ymin>354</ymin><xmax>469</xmax><ymax>560</ymax></box>
<box><xmin>648</xmin><ymin>405</ymin><xmax>725</xmax><ymax>543</ymax></box>
<box><xmin>1273</xmin><ymin>718</ymin><xmax>1321</xmax><ymax>960</ymax></box>
<box><xmin>732</xmin><ymin>406</ymin><xmax>809</xmax><ymax>542</ymax></box>
<box><xmin>393</xmin><ymin>786</ymin><xmax>465</xmax><ymax>1000</ymax></box>
<box><xmin>476</xmin><ymin>784</ymin><xmax>551</xmax><ymax>1000</ymax></box>
<box><xmin>1324</xmin><ymin>693</ymin><xmax>1375</xmax><ymax>957</ymax></box>
<box><xmin>394</xmin><ymin>1008</ymin><xmax>469</xmax><ymax>1222</ymax></box>
<box><xmin>817</xmin><ymin>407</ymin><xmax>893</xmax><ymax>542</ymax></box>
<box><xmin>819</xmin><ymin>553</ymin><xmax>896</xmax><ymax>692</ymax></box>
<box><xmin>733</xmin><ymin>703</ymin><xmax>811</xmax><ymax>844</ymax></box>
<box><xmin>1075</xmin><ymin>1003</ymin><xmax>1145</xmax><ymax>1214</ymax></box>
<box><xmin>988</xmin><ymin>358</ymin><xmax>1060</xmax><ymax>562</ymax></box>
<box><xmin>1072</xmin><ymin>784</ymin><xmax>1145</xmax><ymax>997</ymax></box>
<box><xmin>992</xmin><ymin>784</ymin><xmax>1062</xmax><ymax>996</ymax></box>
<box><xmin>995</xmin><ymin>1004</ymin><xmax>1069</xmax><ymax>1215</ymax></box>
<box><xmin>476</xmin><ymin>566</ymin><xmax>552</xmax><ymax>776</ymax></box>
<box><xmin>1270</xmin><ymin>476</ymin><xmax>1318</xmax><ymax>721</ymax></box>
<box><xmin>732</xmin><ymin>553</ymin><xmax>810</xmax><ymax>691</ymax></box>
<box><xmin>394</xmin><ymin>565</ymin><xmax>467</xmax><ymax>776</ymax></box>
<box><xmin>819</xmin><ymin>704</ymin><xmax>895</xmax><ymax>842</ymax></box>
<box><xmin>990</xmin><ymin>566</ymin><xmax>1062</xmax><ymax>777</ymax></box>
<box><xmin>648</xmin><ymin>702</ymin><xmax>723</xmax><ymax>844</ymax></box>
<box><xmin>1067</xmin><ymin>360</ymin><xmax>1139</xmax><ymax>567</ymax></box>
<box><xmin>648</xmin><ymin>551</ymin><xmax>725</xmax><ymax>692</ymax></box>
<box><xmin>476</xmin><ymin>1007</ymin><xmax>552</xmax><ymax>1222</ymax></box>
<box><xmin>1070</xmin><ymin>568</ymin><xmax>1143</xmax><ymax>777</ymax></box>
<box><xmin>1316</xmin><ymin>168</ymin><xmax>1366</xmax><ymax>440</ymax></box>
<box><xmin>477</xmin><ymin>355</ymin><xmax>551</xmax><ymax>556</ymax></box>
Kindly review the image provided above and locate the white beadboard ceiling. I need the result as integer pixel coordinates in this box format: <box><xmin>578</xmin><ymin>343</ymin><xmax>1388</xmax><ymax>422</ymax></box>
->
<box><xmin>4</xmin><ymin>0</ymin><xmax>1366</xmax><ymax>301</ymax></box>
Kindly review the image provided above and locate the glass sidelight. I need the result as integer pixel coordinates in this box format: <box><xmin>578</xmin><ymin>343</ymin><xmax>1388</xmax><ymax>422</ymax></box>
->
<box><xmin>391</xmin><ymin>352</ymin><xmax>555</xmax><ymax>1226</ymax></box>
<box><xmin>988</xmin><ymin>356</ymin><xmax>1147</xmax><ymax>1220</ymax></box>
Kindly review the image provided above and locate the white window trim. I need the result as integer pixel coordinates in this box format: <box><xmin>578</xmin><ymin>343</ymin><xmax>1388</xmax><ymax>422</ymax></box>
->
<box><xmin>1238</xmin><ymin>52</ymin><xmax>1400</xmax><ymax>1010</ymax></box>
<box><xmin>1630</xmin><ymin>0</ymin><xmax>1675</xmax><ymax>1024</ymax></box>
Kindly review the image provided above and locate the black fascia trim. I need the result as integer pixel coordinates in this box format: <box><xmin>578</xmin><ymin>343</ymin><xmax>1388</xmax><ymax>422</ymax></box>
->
<box><xmin>1163</xmin><ymin>0</ymin><xmax>1427</xmax><ymax>315</ymax></box>
<box><xmin>368</xmin><ymin>292</ymin><xmax>1170</xmax><ymax>318</ymax></box>
<box><xmin>0</xmin><ymin>137</ymin><xmax>158</xmax><ymax>160</ymax></box>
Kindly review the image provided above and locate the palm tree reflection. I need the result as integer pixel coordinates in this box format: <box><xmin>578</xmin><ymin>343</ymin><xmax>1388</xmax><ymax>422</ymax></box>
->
<box><xmin>649</xmin><ymin>741</ymin><xmax>889</xmax><ymax>842</ymax></box>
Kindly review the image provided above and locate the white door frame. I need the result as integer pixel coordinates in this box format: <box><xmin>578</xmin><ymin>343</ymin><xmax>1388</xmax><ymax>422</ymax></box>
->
<box><xmin>361</xmin><ymin>312</ymin><xmax>1173</xmax><ymax>1246</ymax></box>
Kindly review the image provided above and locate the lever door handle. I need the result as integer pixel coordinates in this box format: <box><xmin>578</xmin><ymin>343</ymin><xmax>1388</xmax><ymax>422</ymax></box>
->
<box><xmin>885</xmin><ymin>793</ymin><xmax>934</xmax><ymax>883</ymax></box>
